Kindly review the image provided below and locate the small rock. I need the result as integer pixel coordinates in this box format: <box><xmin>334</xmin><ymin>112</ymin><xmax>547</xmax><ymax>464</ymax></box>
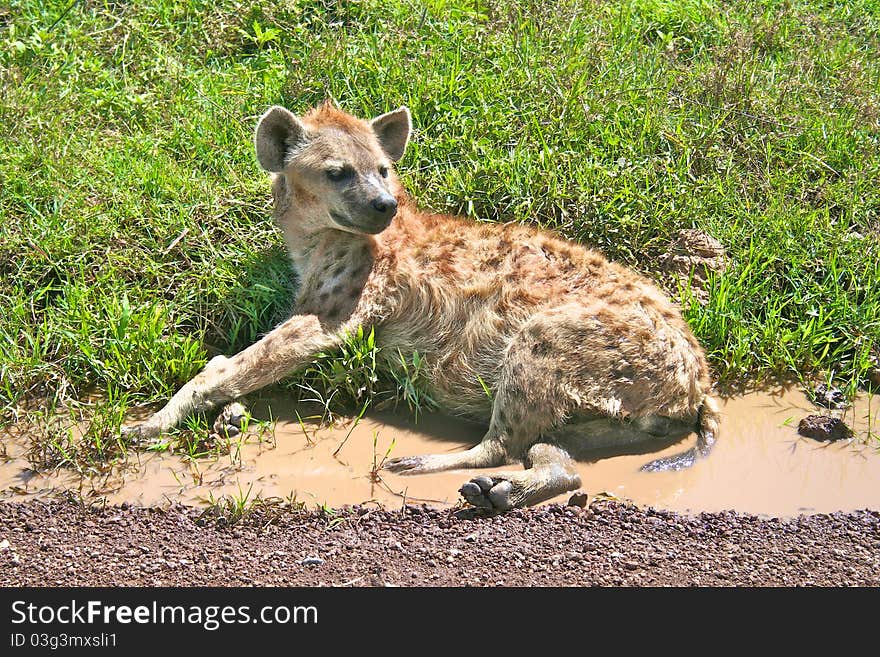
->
<box><xmin>300</xmin><ymin>556</ymin><xmax>325</xmax><ymax>566</ymax></box>
<box><xmin>797</xmin><ymin>415</ymin><xmax>853</xmax><ymax>442</ymax></box>
<box><xmin>0</xmin><ymin>539</ymin><xmax>9</xmax><ymax>550</ymax></box>
<box><xmin>567</xmin><ymin>492</ymin><xmax>589</xmax><ymax>508</ymax></box>
<box><xmin>808</xmin><ymin>383</ymin><xmax>847</xmax><ymax>409</ymax></box>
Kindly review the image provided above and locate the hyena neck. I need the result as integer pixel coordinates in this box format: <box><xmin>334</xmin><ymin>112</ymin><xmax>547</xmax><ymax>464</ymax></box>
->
<box><xmin>269</xmin><ymin>185</ymin><xmax>351</xmax><ymax>277</ymax></box>
<box><xmin>282</xmin><ymin>225</ymin><xmax>376</xmax><ymax>281</ymax></box>
<box><xmin>279</xmin><ymin>225</ymin><xmax>321</xmax><ymax>277</ymax></box>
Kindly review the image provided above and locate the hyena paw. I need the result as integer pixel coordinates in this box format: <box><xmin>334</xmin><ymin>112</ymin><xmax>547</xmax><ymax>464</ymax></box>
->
<box><xmin>212</xmin><ymin>402</ymin><xmax>248</xmax><ymax>438</ymax></box>
<box><xmin>383</xmin><ymin>455</ymin><xmax>434</xmax><ymax>475</ymax></box>
<box><xmin>120</xmin><ymin>423</ymin><xmax>161</xmax><ymax>445</ymax></box>
<box><xmin>458</xmin><ymin>475</ymin><xmax>518</xmax><ymax>512</ymax></box>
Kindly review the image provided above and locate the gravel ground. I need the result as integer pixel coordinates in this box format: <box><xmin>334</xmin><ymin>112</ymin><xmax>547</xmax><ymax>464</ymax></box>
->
<box><xmin>0</xmin><ymin>500</ymin><xmax>878</xmax><ymax>587</ymax></box>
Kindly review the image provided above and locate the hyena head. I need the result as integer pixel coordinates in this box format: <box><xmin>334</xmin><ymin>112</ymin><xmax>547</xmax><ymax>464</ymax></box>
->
<box><xmin>254</xmin><ymin>101</ymin><xmax>411</xmax><ymax>236</ymax></box>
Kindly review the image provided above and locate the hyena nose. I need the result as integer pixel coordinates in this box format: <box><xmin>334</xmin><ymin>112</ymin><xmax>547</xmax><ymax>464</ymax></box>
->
<box><xmin>371</xmin><ymin>195</ymin><xmax>398</xmax><ymax>217</ymax></box>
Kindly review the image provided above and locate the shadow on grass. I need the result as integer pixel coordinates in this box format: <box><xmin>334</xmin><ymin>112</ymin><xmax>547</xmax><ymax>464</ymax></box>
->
<box><xmin>201</xmin><ymin>242</ymin><xmax>298</xmax><ymax>357</ymax></box>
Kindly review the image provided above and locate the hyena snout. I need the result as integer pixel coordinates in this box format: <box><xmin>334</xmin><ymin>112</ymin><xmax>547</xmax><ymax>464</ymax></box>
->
<box><xmin>353</xmin><ymin>192</ymin><xmax>397</xmax><ymax>233</ymax></box>
<box><xmin>370</xmin><ymin>193</ymin><xmax>398</xmax><ymax>218</ymax></box>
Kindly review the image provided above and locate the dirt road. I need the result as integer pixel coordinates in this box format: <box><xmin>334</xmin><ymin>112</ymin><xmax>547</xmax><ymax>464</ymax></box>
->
<box><xmin>1</xmin><ymin>500</ymin><xmax>877</xmax><ymax>586</ymax></box>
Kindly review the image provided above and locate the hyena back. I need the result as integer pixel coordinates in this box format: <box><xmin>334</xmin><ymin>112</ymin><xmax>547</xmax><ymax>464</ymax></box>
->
<box><xmin>123</xmin><ymin>101</ymin><xmax>721</xmax><ymax>511</ymax></box>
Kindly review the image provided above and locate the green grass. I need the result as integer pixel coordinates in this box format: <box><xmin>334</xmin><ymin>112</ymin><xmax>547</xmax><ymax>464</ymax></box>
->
<box><xmin>1</xmin><ymin>0</ymin><xmax>879</xmax><ymax>462</ymax></box>
<box><xmin>199</xmin><ymin>485</ymin><xmax>306</xmax><ymax>527</ymax></box>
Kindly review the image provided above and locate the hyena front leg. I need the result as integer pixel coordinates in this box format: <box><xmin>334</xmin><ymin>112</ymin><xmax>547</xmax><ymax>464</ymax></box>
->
<box><xmin>122</xmin><ymin>314</ymin><xmax>340</xmax><ymax>441</ymax></box>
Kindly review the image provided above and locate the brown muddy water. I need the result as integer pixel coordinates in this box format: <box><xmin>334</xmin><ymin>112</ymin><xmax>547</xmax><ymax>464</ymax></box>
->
<box><xmin>1</xmin><ymin>387</ymin><xmax>879</xmax><ymax>517</ymax></box>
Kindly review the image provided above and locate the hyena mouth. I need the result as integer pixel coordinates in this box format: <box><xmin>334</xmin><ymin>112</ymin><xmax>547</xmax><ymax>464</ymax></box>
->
<box><xmin>330</xmin><ymin>210</ymin><xmax>392</xmax><ymax>234</ymax></box>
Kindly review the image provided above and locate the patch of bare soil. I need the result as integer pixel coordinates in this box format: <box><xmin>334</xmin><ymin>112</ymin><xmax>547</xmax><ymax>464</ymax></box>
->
<box><xmin>660</xmin><ymin>229</ymin><xmax>728</xmax><ymax>304</ymax></box>
<box><xmin>1</xmin><ymin>500</ymin><xmax>877</xmax><ymax>587</ymax></box>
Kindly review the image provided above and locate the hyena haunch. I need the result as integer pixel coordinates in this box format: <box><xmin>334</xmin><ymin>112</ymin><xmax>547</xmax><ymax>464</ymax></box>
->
<box><xmin>123</xmin><ymin>101</ymin><xmax>721</xmax><ymax>511</ymax></box>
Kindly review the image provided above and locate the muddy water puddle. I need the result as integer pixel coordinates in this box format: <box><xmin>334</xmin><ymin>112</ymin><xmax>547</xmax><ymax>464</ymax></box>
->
<box><xmin>1</xmin><ymin>387</ymin><xmax>879</xmax><ymax>517</ymax></box>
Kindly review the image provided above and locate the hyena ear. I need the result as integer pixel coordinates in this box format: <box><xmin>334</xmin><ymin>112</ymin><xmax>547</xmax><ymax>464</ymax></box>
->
<box><xmin>254</xmin><ymin>105</ymin><xmax>309</xmax><ymax>172</ymax></box>
<box><xmin>370</xmin><ymin>106</ymin><xmax>412</xmax><ymax>162</ymax></box>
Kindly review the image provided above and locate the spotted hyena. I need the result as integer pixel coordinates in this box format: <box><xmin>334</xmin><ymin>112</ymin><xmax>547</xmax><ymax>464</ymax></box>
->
<box><xmin>123</xmin><ymin>101</ymin><xmax>720</xmax><ymax>511</ymax></box>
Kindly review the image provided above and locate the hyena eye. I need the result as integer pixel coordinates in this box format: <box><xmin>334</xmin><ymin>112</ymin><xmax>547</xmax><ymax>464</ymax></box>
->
<box><xmin>378</xmin><ymin>165</ymin><xmax>389</xmax><ymax>178</ymax></box>
<box><xmin>325</xmin><ymin>167</ymin><xmax>352</xmax><ymax>182</ymax></box>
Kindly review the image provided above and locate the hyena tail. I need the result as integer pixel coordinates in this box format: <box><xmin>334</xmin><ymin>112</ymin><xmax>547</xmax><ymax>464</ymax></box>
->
<box><xmin>639</xmin><ymin>395</ymin><xmax>721</xmax><ymax>472</ymax></box>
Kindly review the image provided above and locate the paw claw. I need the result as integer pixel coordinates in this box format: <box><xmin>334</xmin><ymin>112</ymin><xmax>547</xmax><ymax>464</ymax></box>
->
<box><xmin>213</xmin><ymin>402</ymin><xmax>247</xmax><ymax>438</ymax></box>
<box><xmin>221</xmin><ymin>425</ymin><xmax>241</xmax><ymax>437</ymax></box>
